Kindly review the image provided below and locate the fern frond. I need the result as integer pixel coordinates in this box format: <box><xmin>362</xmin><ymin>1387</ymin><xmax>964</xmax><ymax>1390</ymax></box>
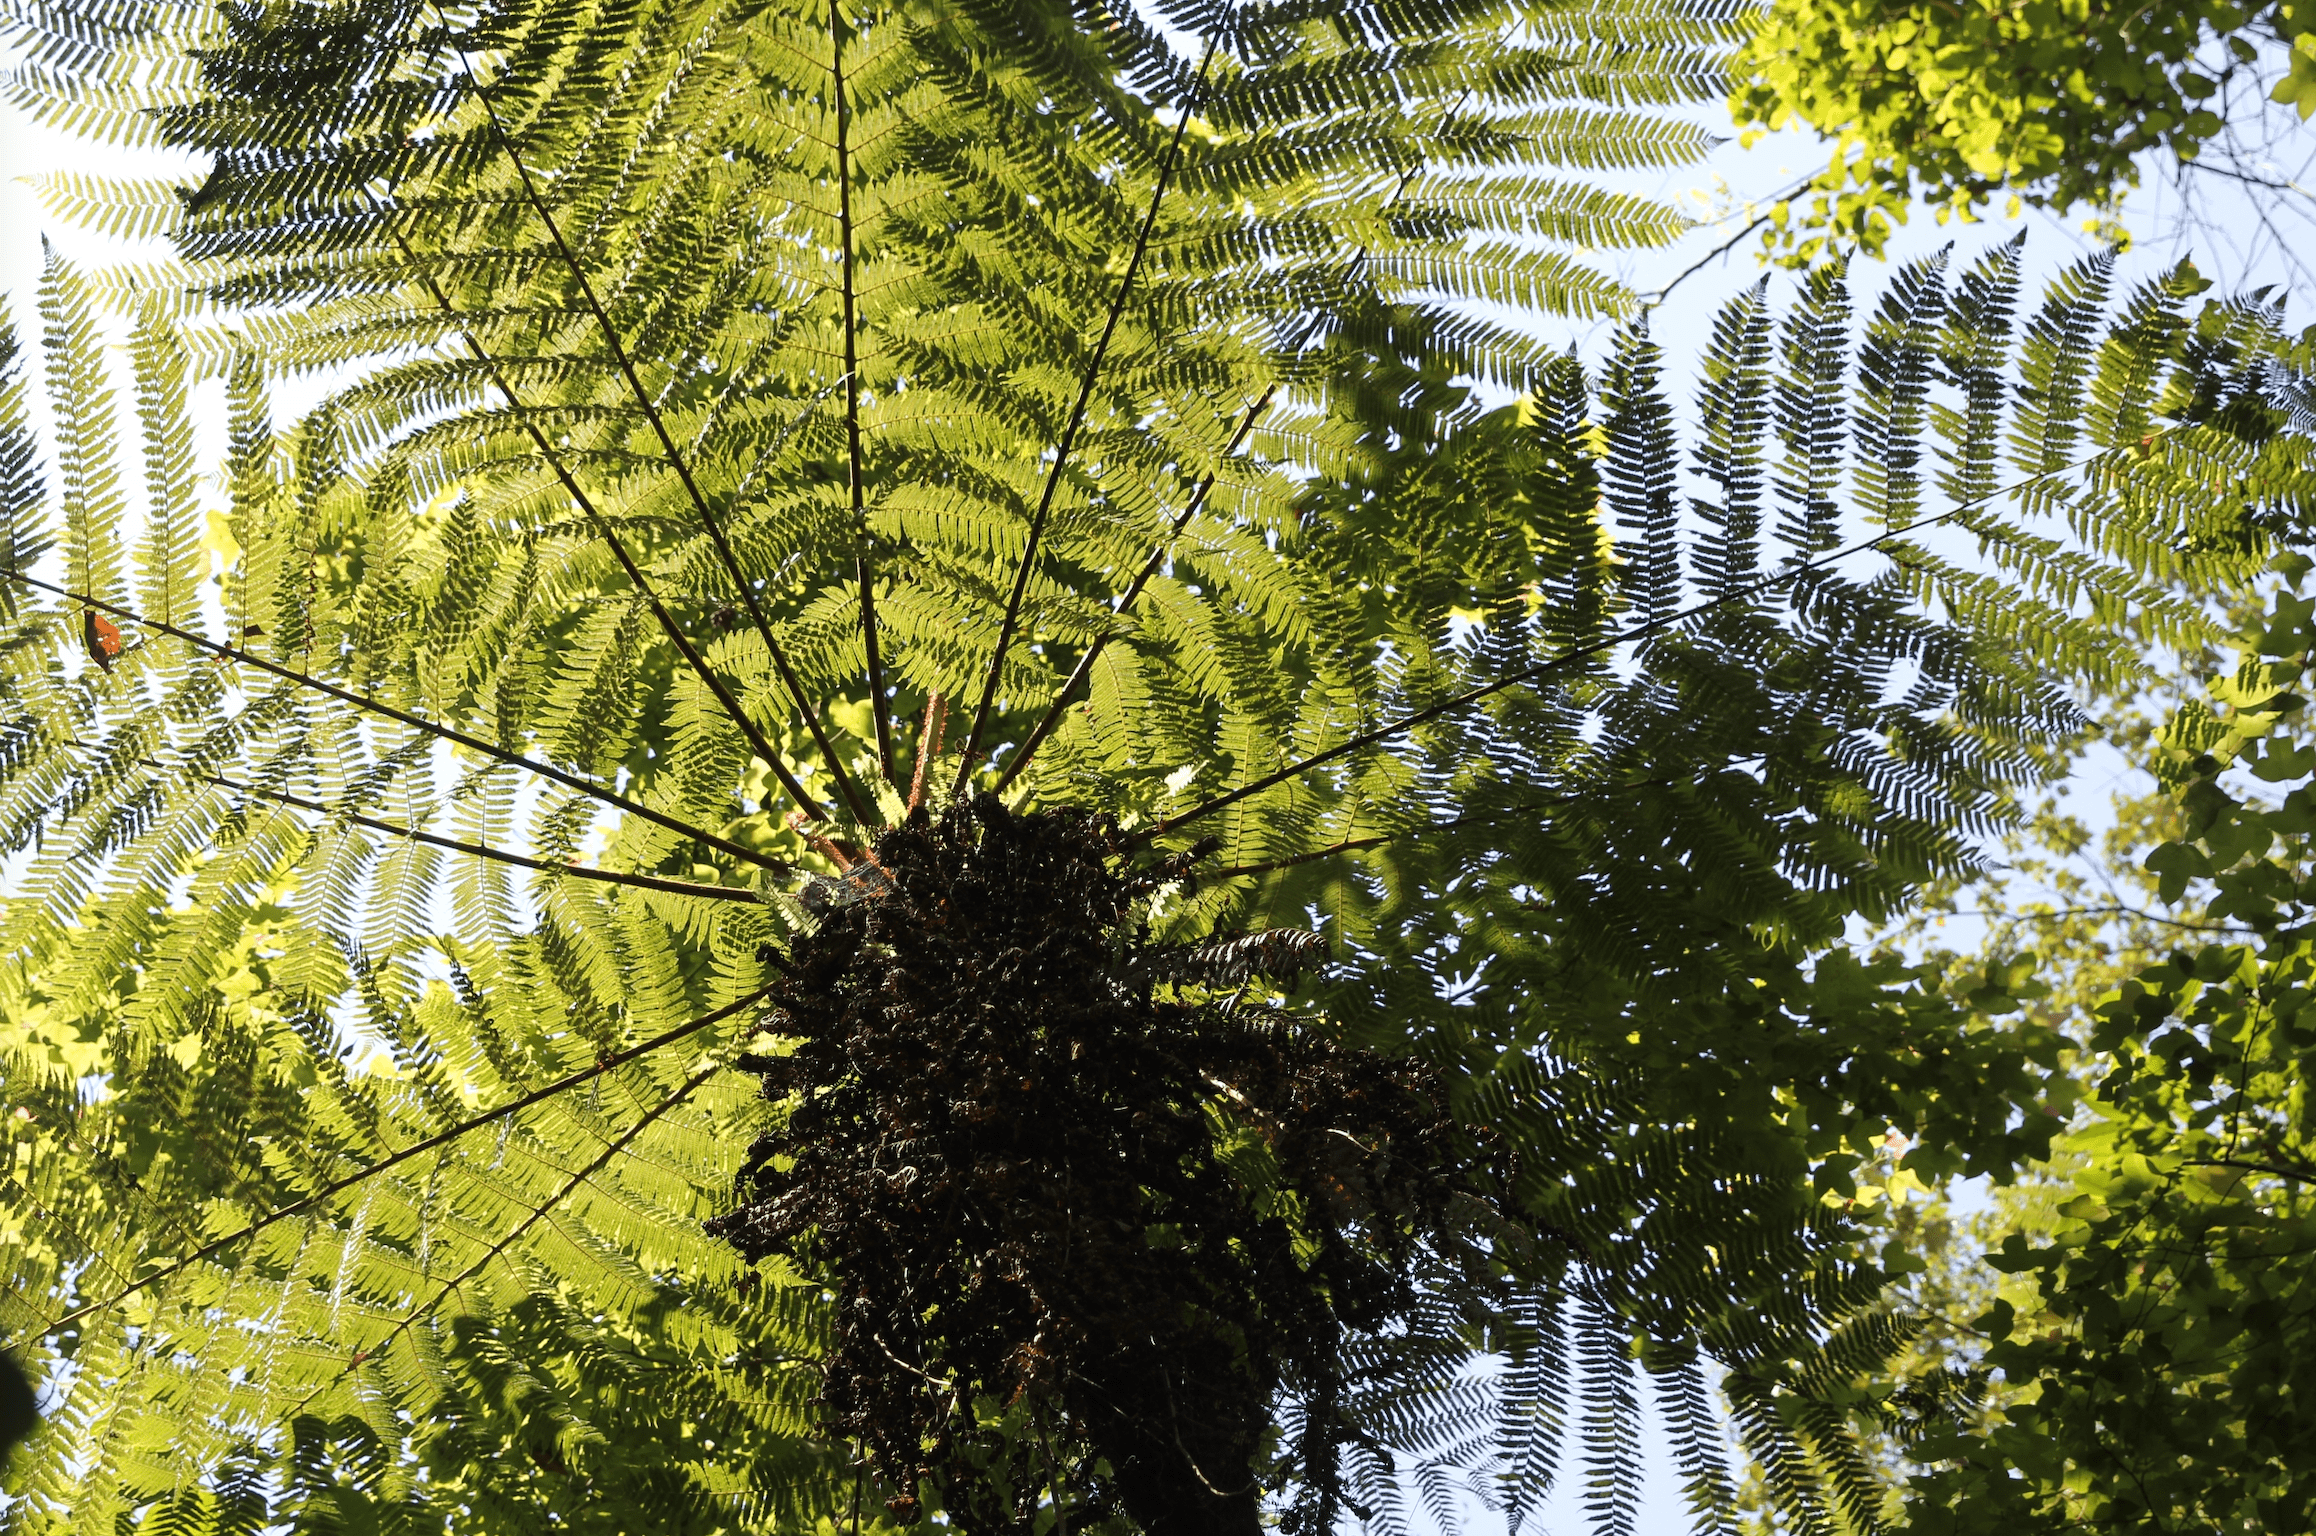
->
<box><xmin>2</xmin><ymin>0</ymin><xmax>2305</xmax><ymax>1525</ymax></box>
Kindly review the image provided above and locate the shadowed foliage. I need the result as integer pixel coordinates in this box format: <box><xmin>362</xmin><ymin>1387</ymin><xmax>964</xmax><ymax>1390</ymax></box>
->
<box><xmin>1</xmin><ymin>0</ymin><xmax>2314</xmax><ymax>1530</ymax></box>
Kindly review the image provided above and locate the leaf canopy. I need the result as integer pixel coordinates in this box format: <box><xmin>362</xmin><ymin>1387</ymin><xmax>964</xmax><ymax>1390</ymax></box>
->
<box><xmin>0</xmin><ymin>1</ymin><xmax>2313</xmax><ymax>1531</ymax></box>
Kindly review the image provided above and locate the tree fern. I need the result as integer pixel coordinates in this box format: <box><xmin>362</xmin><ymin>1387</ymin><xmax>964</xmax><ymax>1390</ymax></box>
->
<box><xmin>0</xmin><ymin>1</ymin><xmax>2311</xmax><ymax>1531</ymax></box>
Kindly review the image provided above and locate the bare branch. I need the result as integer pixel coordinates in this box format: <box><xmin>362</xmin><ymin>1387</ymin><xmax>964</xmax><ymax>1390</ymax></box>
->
<box><xmin>1937</xmin><ymin>903</ymin><xmax>2256</xmax><ymax>933</ymax></box>
<box><xmin>1633</xmin><ymin>178</ymin><xmax>1812</xmax><ymax>313</ymax></box>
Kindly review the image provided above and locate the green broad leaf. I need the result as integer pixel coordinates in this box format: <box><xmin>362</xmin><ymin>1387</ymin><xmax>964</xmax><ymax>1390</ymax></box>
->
<box><xmin>2145</xmin><ymin>840</ymin><xmax>2212</xmax><ymax>904</ymax></box>
<box><xmin>2252</xmin><ymin>737</ymin><xmax>2316</xmax><ymax>780</ymax></box>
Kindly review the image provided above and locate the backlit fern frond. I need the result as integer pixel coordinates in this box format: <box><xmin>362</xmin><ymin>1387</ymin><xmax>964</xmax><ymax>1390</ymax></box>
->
<box><xmin>0</xmin><ymin>0</ymin><xmax>2309</xmax><ymax>1530</ymax></box>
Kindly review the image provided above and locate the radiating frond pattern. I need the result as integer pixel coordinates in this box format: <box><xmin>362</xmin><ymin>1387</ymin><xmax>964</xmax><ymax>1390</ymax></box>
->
<box><xmin>0</xmin><ymin>0</ymin><xmax>2311</xmax><ymax>1530</ymax></box>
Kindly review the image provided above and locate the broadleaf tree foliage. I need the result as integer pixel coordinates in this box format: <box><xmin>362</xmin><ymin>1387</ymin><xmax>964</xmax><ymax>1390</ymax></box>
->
<box><xmin>1731</xmin><ymin>0</ymin><xmax>2316</xmax><ymax>278</ymax></box>
<box><xmin>0</xmin><ymin>0</ymin><xmax>2311</xmax><ymax>1531</ymax></box>
<box><xmin>1880</xmin><ymin>566</ymin><xmax>2316</xmax><ymax>1534</ymax></box>
<box><xmin>1814</xmin><ymin>551</ymin><xmax>2316</xmax><ymax>1532</ymax></box>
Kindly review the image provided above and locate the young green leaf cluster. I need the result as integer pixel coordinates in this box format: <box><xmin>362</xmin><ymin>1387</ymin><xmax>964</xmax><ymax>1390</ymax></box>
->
<box><xmin>1729</xmin><ymin>0</ymin><xmax>2314</xmax><ymax>263</ymax></box>
<box><xmin>1896</xmin><ymin>560</ymin><xmax>2316</xmax><ymax>1532</ymax></box>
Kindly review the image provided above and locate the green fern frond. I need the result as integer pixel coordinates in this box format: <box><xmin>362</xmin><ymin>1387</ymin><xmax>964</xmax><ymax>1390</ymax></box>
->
<box><xmin>1</xmin><ymin>0</ymin><xmax>2309</xmax><ymax>1528</ymax></box>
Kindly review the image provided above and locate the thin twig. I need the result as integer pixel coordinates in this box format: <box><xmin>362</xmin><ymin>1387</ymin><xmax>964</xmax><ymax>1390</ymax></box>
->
<box><xmin>952</xmin><ymin>44</ymin><xmax>1216</xmax><ymax>796</ymax></box>
<box><xmin>2185</xmin><ymin>1155</ymin><xmax>2316</xmax><ymax>1184</ymax></box>
<box><xmin>13</xmin><ymin>570</ymin><xmax>781</xmax><ymax>871</ymax></box>
<box><xmin>23</xmin><ymin>987</ymin><xmax>770</xmax><ymax>1344</ymax></box>
<box><xmin>1933</xmin><ymin>903</ymin><xmax>2254</xmax><ymax>933</ymax></box>
<box><xmin>1157</xmin><ymin>1364</ymin><xmax>1258</xmax><ymax>1501</ymax></box>
<box><xmin>1634</xmin><ymin>179</ymin><xmax>1812</xmax><ymax>312</ymax></box>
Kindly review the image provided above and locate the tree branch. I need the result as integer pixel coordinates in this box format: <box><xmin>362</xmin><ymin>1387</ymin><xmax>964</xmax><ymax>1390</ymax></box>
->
<box><xmin>1634</xmin><ymin>180</ymin><xmax>1811</xmax><ymax>312</ymax></box>
<box><xmin>1944</xmin><ymin>903</ymin><xmax>2255</xmax><ymax>933</ymax></box>
<box><xmin>2186</xmin><ymin>1155</ymin><xmax>2316</xmax><ymax>1184</ymax></box>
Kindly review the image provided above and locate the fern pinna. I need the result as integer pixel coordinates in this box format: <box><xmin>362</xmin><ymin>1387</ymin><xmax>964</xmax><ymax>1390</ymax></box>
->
<box><xmin>0</xmin><ymin>0</ymin><xmax>2310</xmax><ymax>1530</ymax></box>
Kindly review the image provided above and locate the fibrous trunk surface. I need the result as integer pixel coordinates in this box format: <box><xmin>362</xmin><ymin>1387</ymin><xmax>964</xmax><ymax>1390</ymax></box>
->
<box><xmin>710</xmin><ymin>797</ymin><xmax>1499</xmax><ymax>1534</ymax></box>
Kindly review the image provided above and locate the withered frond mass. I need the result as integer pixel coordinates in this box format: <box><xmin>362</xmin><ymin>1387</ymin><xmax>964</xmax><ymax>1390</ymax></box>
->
<box><xmin>712</xmin><ymin>796</ymin><xmax>1509</xmax><ymax>1535</ymax></box>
